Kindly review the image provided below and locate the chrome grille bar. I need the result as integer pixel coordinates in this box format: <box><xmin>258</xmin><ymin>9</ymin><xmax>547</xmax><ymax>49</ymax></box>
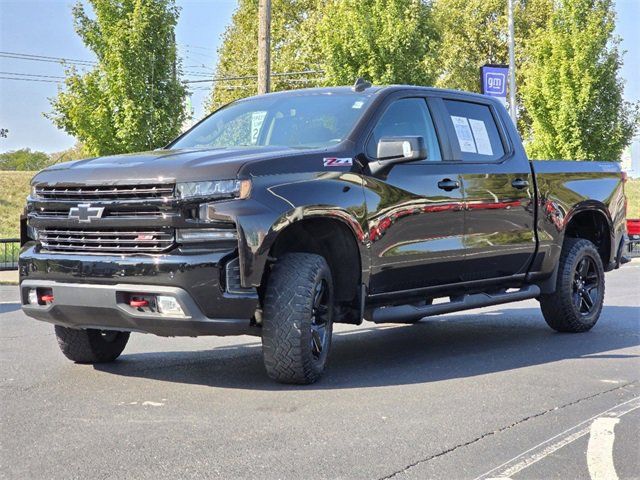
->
<box><xmin>35</xmin><ymin>184</ymin><xmax>175</xmax><ymax>201</ymax></box>
<box><xmin>38</xmin><ymin>228</ymin><xmax>174</xmax><ymax>254</ymax></box>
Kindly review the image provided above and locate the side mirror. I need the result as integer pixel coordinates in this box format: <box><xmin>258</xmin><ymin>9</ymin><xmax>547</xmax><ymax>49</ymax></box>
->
<box><xmin>376</xmin><ymin>136</ymin><xmax>427</xmax><ymax>163</ymax></box>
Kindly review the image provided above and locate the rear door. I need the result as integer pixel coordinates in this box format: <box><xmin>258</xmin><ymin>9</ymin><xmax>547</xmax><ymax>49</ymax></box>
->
<box><xmin>439</xmin><ymin>98</ymin><xmax>536</xmax><ymax>280</ymax></box>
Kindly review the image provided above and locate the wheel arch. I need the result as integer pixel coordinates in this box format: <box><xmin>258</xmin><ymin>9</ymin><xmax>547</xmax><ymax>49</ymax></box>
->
<box><xmin>263</xmin><ymin>213</ymin><xmax>365</xmax><ymax>304</ymax></box>
<box><xmin>563</xmin><ymin>203</ymin><xmax>613</xmax><ymax>267</ymax></box>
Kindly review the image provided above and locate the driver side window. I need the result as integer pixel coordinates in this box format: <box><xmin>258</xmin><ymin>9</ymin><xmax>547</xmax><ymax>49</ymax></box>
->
<box><xmin>367</xmin><ymin>98</ymin><xmax>441</xmax><ymax>161</ymax></box>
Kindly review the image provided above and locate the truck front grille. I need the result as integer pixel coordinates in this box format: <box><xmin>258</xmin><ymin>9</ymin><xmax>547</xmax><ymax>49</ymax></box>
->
<box><xmin>38</xmin><ymin>228</ymin><xmax>175</xmax><ymax>254</ymax></box>
<box><xmin>35</xmin><ymin>184</ymin><xmax>175</xmax><ymax>201</ymax></box>
<box><xmin>30</xmin><ymin>207</ymin><xmax>174</xmax><ymax>220</ymax></box>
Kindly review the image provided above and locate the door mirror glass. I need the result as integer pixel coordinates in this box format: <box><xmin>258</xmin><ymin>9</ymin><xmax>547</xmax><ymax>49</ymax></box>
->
<box><xmin>377</xmin><ymin>136</ymin><xmax>428</xmax><ymax>163</ymax></box>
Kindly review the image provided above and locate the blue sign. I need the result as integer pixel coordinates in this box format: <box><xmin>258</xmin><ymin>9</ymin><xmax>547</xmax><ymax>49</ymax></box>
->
<box><xmin>480</xmin><ymin>64</ymin><xmax>508</xmax><ymax>106</ymax></box>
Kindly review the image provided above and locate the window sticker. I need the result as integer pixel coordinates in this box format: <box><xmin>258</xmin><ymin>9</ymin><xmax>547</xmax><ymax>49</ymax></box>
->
<box><xmin>450</xmin><ymin>115</ymin><xmax>477</xmax><ymax>153</ymax></box>
<box><xmin>250</xmin><ymin>111</ymin><xmax>267</xmax><ymax>144</ymax></box>
<box><xmin>468</xmin><ymin>119</ymin><xmax>493</xmax><ymax>156</ymax></box>
<box><xmin>352</xmin><ymin>100</ymin><xmax>364</xmax><ymax>109</ymax></box>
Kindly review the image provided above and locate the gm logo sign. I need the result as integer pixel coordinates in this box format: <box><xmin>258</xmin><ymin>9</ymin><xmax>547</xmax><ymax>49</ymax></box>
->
<box><xmin>485</xmin><ymin>73</ymin><xmax>506</xmax><ymax>95</ymax></box>
<box><xmin>480</xmin><ymin>65</ymin><xmax>509</xmax><ymax>101</ymax></box>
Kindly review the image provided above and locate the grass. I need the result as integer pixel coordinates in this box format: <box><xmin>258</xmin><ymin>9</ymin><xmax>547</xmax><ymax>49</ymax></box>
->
<box><xmin>626</xmin><ymin>178</ymin><xmax>640</xmax><ymax>219</ymax></box>
<box><xmin>0</xmin><ymin>171</ymin><xmax>34</xmax><ymax>239</ymax></box>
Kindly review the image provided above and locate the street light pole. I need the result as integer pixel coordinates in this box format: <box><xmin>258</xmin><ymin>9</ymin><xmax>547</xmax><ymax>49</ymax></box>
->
<box><xmin>507</xmin><ymin>0</ymin><xmax>517</xmax><ymax>123</ymax></box>
<box><xmin>257</xmin><ymin>0</ymin><xmax>271</xmax><ymax>95</ymax></box>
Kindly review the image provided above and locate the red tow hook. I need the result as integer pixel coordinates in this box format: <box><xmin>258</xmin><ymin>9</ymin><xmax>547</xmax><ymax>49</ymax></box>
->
<box><xmin>130</xmin><ymin>298</ymin><xmax>149</xmax><ymax>308</ymax></box>
<box><xmin>41</xmin><ymin>294</ymin><xmax>54</xmax><ymax>303</ymax></box>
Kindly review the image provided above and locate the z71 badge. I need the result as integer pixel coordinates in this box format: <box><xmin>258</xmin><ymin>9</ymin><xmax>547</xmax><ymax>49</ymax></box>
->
<box><xmin>323</xmin><ymin>157</ymin><xmax>353</xmax><ymax>167</ymax></box>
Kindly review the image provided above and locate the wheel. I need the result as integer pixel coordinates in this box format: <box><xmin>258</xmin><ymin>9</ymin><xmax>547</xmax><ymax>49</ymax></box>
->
<box><xmin>261</xmin><ymin>253</ymin><xmax>334</xmax><ymax>384</ymax></box>
<box><xmin>540</xmin><ymin>238</ymin><xmax>605</xmax><ymax>332</ymax></box>
<box><xmin>54</xmin><ymin>326</ymin><xmax>130</xmax><ymax>363</ymax></box>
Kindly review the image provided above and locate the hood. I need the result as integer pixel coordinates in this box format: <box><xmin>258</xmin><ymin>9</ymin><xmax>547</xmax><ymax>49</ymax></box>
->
<box><xmin>33</xmin><ymin>146</ymin><xmax>307</xmax><ymax>186</ymax></box>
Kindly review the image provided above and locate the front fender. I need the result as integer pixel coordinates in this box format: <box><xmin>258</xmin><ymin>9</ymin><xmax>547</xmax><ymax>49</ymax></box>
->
<box><xmin>205</xmin><ymin>172</ymin><xmax>370</xmax><ymax>288</ymax></box>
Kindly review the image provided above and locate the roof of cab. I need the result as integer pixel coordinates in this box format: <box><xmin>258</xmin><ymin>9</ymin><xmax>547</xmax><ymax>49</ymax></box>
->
<box><xmin>235</xmin><ymin>84</ymin><xmax>496</xmax><ymax>103</ymax></box>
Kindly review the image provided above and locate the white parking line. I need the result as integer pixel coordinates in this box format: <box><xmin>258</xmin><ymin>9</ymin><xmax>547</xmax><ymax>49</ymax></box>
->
<box><xmin>474</xmin><ymin>396</ymin><xmax>640</xmax><ymax>480</ymax></box>
<box><xmin>587</xmin><ymin>417</ymin><xmax>620</xmax><ymax>480</ymax></box>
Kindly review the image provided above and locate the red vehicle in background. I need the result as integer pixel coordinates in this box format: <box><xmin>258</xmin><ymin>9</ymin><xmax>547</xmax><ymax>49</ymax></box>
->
<box><xmin>628</xmin><ymin>219</ymin><xmax>640</xmax><ymax>257</ymax></box>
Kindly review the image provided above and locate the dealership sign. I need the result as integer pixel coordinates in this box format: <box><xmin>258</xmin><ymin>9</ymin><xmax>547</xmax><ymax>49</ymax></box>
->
<box><xmin>480</xmin><ymin>64</ymin><xmax>509</xmax><ymax>107</ymax></box>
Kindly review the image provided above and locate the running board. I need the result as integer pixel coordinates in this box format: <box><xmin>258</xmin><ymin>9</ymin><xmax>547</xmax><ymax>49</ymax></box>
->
<box><xmin>369</xmin><ymin>285</ymin><xmax>541</xmax><ymax>324</ymax></box>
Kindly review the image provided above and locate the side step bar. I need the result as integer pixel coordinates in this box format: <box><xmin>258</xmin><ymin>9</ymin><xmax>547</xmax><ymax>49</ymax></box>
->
<box><xmin>370</xmin><ymin>285</ymin><xmax>541</xmax><ymax>324</ymax></box>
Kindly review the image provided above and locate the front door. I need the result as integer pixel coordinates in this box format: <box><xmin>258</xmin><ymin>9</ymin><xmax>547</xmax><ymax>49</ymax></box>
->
<box><xmin>364</xmin><ymin>97</ymin><xmax>466</xmax><ymax>294</ymax></box>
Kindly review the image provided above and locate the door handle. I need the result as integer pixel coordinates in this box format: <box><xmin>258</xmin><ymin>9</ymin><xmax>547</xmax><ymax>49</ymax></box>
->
<box><xmin>511</xmin><ymin>178</ymin><xmax>529</xmax><ymax>190</ymax></box>
<box><xmin>437</xmin><ymin>178</ymin><xmax>460</xmax><ymax>191</ymax></box>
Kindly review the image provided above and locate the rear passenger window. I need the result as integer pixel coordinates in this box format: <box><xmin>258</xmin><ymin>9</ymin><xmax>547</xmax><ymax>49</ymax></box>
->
<box><xmin>443</xmin><ymin>100</ymin><xmax>505</xmax><ymax>162</ymax></box>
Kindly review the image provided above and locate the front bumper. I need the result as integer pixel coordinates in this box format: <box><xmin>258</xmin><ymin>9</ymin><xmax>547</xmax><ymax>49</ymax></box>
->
<box><xmin>19</xmin><ymin>244</ymin><xmax>260</xmax><ymax>337</ymax></box>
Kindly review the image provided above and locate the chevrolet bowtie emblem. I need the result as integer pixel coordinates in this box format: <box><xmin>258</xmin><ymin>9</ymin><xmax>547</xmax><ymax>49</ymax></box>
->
<box><xmin>68</xmin><ymin>203</ymin><xmax>105</xmax><ymax>223</ymax></box>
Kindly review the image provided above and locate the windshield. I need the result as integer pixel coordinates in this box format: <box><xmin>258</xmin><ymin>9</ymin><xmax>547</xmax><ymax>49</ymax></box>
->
<box><xmin>171</xmin><ymin>92</ymin><xmax>372</xmax><ymax>150</ymax></box>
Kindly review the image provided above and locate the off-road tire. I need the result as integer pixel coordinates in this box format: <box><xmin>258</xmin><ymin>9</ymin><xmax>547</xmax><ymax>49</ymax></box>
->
<box><xmin>540</xmin><ymin>238</ymin><xmax>605</xmax><ymax>332</ymax></box>
<box><xmin>262</xmin><ymin>253</ymin><xmax>334</xmax><ymax>384</ymax></box>
<box><xmin>54</xmin><ymin>326</ymin><xmax>130</xmax><ymax>363</ymax></box>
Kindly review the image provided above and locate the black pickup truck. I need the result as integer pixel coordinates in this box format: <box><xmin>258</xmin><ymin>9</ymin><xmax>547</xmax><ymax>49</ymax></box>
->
<box><xmin>20</xmin><ymin>82</ymin><xmax>629</xmax><ymax>384</ymax></box>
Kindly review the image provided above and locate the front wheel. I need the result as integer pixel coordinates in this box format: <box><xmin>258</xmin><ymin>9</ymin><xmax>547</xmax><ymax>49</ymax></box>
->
<box><xmin>540</xmin><ymin>238</ymin><xmax>605</xmax><ymax>332</ymax></box>
<box><xmin>261</xmin><ymin>253</ymin><xmax>334</xmax><ymax>384</ymax></box>
<box><xmin>54</xmin><ymin>326</ymin><xmax>130</xmax><ymax>363</ymax></box>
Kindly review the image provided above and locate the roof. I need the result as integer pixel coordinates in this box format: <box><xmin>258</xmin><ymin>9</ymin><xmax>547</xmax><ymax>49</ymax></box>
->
<box><xmin>236</xmin><ymin>84</ymin><xmax>494</xmax><ymax>103</ymax></box>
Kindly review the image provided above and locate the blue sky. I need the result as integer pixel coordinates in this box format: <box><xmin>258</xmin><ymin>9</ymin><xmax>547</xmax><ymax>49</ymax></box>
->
<box><xmin>0</xmin><ymin>0</ymin><xmax>638</xmax><ymax>154</ymax></box>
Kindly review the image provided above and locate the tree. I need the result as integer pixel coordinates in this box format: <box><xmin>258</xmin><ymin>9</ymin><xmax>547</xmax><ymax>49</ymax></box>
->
<box><xmin>0</xmin><ymin>149</ymin><xmax>51</xmax><ymax>171</ymax></box>
<box><xmin>48</xmin><ymin>0</ymin><xmax>187</xmax><ymax>156</ymax></box>
<box><xmin>209</xmin><ymin>0</ymin><xmax>321</xmax><ymax>111</ymax></box>
<box><xmin>49</xmin><ymin>143</ymin><xmax>91</xmax><ymax>165</ymax></box>
<box><xmin>428</xmin><ymin>0</ymin><xmax>552</xmax><ymax>133</ymax></box>
<box><xmin>521</xmin><ymin>0</ymin><xmax>638</xmax><ymax>160</ymax></box>
<box><xmin>316</xmin><ymin>0</ymin><xmax>439</xmax><ymax>86</ymax></box>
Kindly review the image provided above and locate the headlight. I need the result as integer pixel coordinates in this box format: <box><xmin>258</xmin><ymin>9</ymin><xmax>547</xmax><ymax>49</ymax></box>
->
<box><xmin>177</xmin><ymin>228</ymin><xmax>238</xmax><ymax>243</ymax></box>
<box><xmin>175</xmin><ymin>179</ymin><xmax>251</xmax><ymax>200</ymax></box>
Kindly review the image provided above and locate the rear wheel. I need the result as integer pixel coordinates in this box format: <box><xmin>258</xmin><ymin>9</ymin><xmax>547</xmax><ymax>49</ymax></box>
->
<box><xmin>54</xmin><ymin>326</ymin><xmax>130</xmax><ymax>363</ymax></box>
<box><xmin>540</xmin><ymin>238</ymin><xmax>605</xmax><ymax>332</ymax></box>
<box><xmin>261</xmin><ymin>253</ymin><xmax>334</xmax><ymax>384</ymax></box>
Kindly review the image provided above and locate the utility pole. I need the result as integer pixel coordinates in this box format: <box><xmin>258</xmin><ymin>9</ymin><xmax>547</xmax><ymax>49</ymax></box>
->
<box><xmin>257</xmin><ymin>0</ymin><xmax>271</xmax><ymax>95</ymax></box>
<box><xmin>507</xmin><ymin>0</ymin><xmax>517</xmax><ymax>123</ymax></box>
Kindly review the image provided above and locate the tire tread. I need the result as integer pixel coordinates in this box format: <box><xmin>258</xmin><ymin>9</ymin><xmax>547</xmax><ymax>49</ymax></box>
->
<box><xmin>262</xmin><ymin>253</ymin><xmax>332</xmax><ymax>384</ymax></box>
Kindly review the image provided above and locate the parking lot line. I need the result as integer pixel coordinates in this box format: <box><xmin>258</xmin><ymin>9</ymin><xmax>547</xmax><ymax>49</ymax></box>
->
<box><xmin>474</xmin><ymin>396</ymin><xmax>640</xmax><ymax>480</ymax></box>
<box><xmin>587</xmin><ymin>417</ymin><xmax>620</xmax><ymax>480</ymax></box>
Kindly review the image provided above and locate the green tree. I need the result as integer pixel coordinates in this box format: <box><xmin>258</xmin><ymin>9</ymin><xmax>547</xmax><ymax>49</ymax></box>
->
<box><xmin>49</xmin><ymin>143</ymin><xmax>91</xmax><ymax>165</ymax></box>
<box><xmin>521</xmin><ymin>0</ymin><xmax>638</xmax><ymax>160</ymax></box>
<box><xmin>209</xmin><ymin>0</ymin><xmax>321</xmax><ymax>111</ymax></box>
<box><xmin>48</xmin><ymin>0</ymin><xmax>187</xmax><ymax>156</ymax></box>
<box><xmin>0</xmin><ymin>149</ymin><xmax>51</xmax><ymax>171</ymax></box>
<box><xmin>316</xmin><ymin>0</ymin><xmax>438</xmax><ymax>86</ymax></box>
<box><xmin>428</xmin><ymin>0</ymin><xmax>552</xmax><ymax>133</ymax></box>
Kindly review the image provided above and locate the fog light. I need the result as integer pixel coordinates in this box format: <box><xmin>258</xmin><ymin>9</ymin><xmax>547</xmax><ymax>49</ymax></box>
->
<box><xmin>156</xmin><ymin>295</ymin><xmax>184</xmax><ymax>316</ymax></box>
<box><xmin>28</xmin><ymin>288</ymin><xmax>38</xmax><ymax>305</ymax></box>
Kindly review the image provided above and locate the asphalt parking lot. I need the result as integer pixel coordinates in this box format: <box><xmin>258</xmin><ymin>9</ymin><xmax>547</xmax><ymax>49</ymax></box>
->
<box><xmin>1</xmin><ymin>262</ymin><xmax>639</xmax><ymax>480</ymax></box>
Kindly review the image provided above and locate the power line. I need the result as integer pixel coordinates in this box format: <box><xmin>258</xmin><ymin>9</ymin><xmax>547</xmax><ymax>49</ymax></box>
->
<box><xmin>0</xmin><ymin>76</ymin><xmax>62</xmax><ymax>83</ymax></box>
<box><xmin>0</xmin><ymin>54</ymin><xmax>94</xmax><ymax>68</ymax></box>
<box><xmin>181</xmin><ymin>44</ymin><xmax>216</xmax><ymax>51</ymax></box>
<box><xmin>0</xmin><ymin>51</ymin><xmax>96</xmax><ymax>66</ymax></box>
<box><xmin>184</xmin><ymin>70</ymin><xmax>325</xmax><ymax>84</ymax></box>
<box><xmin>0</xmin><ymin>71</ymin><xmax>66</xmax><ymax>79</ymax></box>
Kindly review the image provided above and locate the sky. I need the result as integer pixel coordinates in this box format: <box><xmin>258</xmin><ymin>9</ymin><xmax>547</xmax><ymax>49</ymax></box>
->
<box><xmin>0</xmin><ymin>0</ymin><xmax>638</xmax><ymax>154</ymax></box>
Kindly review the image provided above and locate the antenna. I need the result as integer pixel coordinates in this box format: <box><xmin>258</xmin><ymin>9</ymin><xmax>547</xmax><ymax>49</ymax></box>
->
<box><xmin>352</xmin><ymin>77</ymin><xmax>372</xmax><ymax>92</ymax></box>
